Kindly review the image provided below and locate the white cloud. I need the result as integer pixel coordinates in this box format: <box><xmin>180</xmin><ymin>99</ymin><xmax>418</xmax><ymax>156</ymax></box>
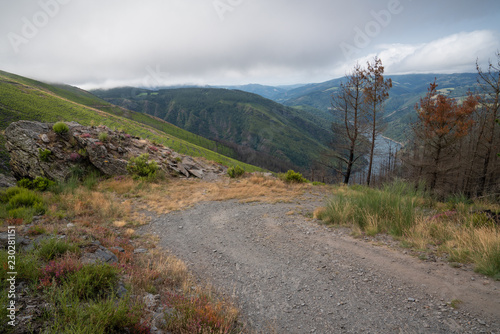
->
<box><xmin>0</xmin><ymin>1</ymin><xmax>499</xmax><ymax>88</ymax></box>
<box><xmin>332</xmin><ymin>30</ymin><xmax>499</xmax><ymax>78</ymax></box>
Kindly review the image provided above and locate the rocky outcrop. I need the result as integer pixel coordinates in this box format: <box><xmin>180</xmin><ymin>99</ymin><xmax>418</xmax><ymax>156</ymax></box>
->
<box><xmin>5</xmin><ymin>121</ymin><xmax>226</xmax><ymax>182</ymax></box>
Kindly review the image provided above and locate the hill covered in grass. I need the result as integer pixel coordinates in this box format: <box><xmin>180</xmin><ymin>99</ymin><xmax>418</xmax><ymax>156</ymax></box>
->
<box><xmin>92</xmin><ymin>87</ymin><xmax>333</xmax><ymax>170</ymax></box>
<box><xmin>0</xmin><ymin>70</ymin><xmax>263</xmax><ymax>174</ymax></box>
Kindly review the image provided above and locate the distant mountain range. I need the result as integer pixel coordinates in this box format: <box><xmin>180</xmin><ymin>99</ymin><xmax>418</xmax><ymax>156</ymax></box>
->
<box><xmin>0</xmin><ymin>69</ymin><xmax>482</xmax><ymax>176</ymax></box>
<box><xmin>92</xmin><ymin>87</ymin><xmax>332</xmax><ymax>170</ymax></box>
<box><xmin>222</xmin><ymin>73</ymin><xmax>480</xmax><ymax>142</ymax></box>
<box><xmin>115</xmin><ymin>72</ymin><xmax>480</xmax><ymax>143</ymax></box>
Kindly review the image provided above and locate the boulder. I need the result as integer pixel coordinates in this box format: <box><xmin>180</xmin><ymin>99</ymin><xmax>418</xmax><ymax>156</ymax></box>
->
<box><xmin>0</xmin><ymin>173</ymin><xmax>16</xmax><ymax>188</ymax></box>
<box><xmin>80</xmin><ymin>246</ymin><xmax>118</xmax><ymax>264</ymax></box>
<box><xmin>5</xmin><ymin>120</ymin><xmax>226</xmax><ymax>181</ymax></box>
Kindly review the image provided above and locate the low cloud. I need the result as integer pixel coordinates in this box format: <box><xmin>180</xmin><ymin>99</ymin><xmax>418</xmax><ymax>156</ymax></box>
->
<box><xmin>334</xmin><ymin>30</ymin><xmax>499</xmax><ymax>78</ymax></box>
<box><xmin>1</xmin><ymin>1</ymin><xmax>499</xmax><ymax>88</ymax></box>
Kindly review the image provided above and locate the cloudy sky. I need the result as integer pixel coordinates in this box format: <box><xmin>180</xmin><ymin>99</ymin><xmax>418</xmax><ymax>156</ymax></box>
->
<box><xmin>1</xmin><ymin>0</ymin><xmax>499</xmax><ymax>89</ymax></box>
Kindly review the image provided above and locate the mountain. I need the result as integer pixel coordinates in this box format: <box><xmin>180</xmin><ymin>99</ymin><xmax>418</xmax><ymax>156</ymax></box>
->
<box><xmin>0</xmin><ymin>70</ymin><xmax>263</xmax><ymax>174</ymax></box>
<box><xmin>217</xmin><ymin>84</ymin><xmax>288</xmax><ymax>100</ymax></box>
<box><xmin>278</xmin><ymin>73</ymin><xmax>480</xmax><ymax>142</ymax></box>
<box><xmin>92</xmin><ymin>87</ymin><xmax>333</xmax><ymax>170</ymax></box>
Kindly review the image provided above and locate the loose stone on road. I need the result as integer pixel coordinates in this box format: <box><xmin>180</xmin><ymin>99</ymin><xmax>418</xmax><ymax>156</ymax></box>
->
<box><xmin>142</xmin><ymin>197</ymin><xmax>500</xmax><ymax>333</ymax></box>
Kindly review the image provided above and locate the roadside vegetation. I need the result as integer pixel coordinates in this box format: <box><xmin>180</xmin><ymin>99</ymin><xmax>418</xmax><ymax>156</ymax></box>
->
<box><xmin>315</xmin><ymin>180</ymin><xmax>500</xmax><ymax>280</ymax></box>
<box><xmin>0</xmin><ymin>171</ymin><xmax>246</xmax><ymax>333</ymax></box>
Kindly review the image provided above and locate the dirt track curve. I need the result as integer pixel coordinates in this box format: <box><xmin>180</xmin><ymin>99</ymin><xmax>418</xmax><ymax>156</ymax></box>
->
<box><xmin>141</xmin><ymin>191</ymin><xmax>500</xmax><ymax>333</ymax></box>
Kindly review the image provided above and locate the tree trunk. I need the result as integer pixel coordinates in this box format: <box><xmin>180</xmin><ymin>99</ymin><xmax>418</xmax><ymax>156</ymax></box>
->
<box><xmin>366</xmin><ymin>121</ymin><xmax>376</xmax><ymax>186</ymax></box>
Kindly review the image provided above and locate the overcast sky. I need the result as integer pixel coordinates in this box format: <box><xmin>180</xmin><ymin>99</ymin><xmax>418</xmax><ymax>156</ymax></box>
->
<box><xmin>1</xmin><ymin>0</ymin><xmax>499</xmax><ymax>89</ymax></box>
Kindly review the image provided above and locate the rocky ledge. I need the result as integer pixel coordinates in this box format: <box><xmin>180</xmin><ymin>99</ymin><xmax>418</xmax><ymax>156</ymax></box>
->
<box><xmin>5</xmin><ymin>120</ymin><xmax>226</xmax><ymax>182</ymax></box>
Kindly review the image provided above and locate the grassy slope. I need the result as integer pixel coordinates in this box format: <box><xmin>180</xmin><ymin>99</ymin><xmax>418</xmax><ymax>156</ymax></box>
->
<box><xmin>93</xmin><ymin>87</ymin><xmax>332</xmax><ymax>168</ymax></box>
<box><xmin>0</xmin><ymin>70</ymin><xmax>262</xmax><ymax>172</ymax></box>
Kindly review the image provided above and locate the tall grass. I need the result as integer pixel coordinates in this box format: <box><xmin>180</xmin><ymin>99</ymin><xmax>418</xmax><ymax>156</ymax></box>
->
<box><xmin>317</xmin><ymin>180</ymin><xmax>500</xmax><ymax>279</ymax></box>
<box><xmin>319</xmin><ymin>180</ymin><xmax>428</xmax><ymax>236</ymax></box>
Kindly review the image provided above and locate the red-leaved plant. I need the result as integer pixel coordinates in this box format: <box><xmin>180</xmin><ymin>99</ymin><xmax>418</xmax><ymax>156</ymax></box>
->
<box><xmin>38</xmin><ymin>256</ymin><xmax>82</xmax><ymax>289</ymax></box>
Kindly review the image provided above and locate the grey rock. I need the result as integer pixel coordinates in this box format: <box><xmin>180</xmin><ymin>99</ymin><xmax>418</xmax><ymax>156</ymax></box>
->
<box><xmin>0</xmin><ymin>232</ymin><xmax>31</xmax><ymax>249</ymax></box>
<box><xmin>116</xmin><ymin>282</ymin><xmax>128</xmax><ymax>298</ymax></box>
<box><xmin>143</xmin><ymin>293</ymin><xmax>160</xmax><ymax>308</ymax></box>
<box><xmin>177</xmin><ymin>163</ymin><xmax>190</xmax><ymax>177</ymax></box>
<box><xmin>134</xmin><ymin>248</ymin><xmax>148</xmax><ymax>254</ymax></box>
<box><xmin>0</xmin><ymin>173</ymin><xmax>16</xmax><ymax>188</ymax></box>
<box><xmin>5</xmin><ymin>120</ymin><xmax>225</xmax><ymax>182</ymax></box>
<box><xmin>40</xmin><ymin>134</ymin><xmax>50</xmax><ymax>143</ymax></box>
<box><xmin>188</xmin><ymin>169</ymin><xmax>204</xmax><ymax>178</ymax></box>
<box><xmin>80</xmin><ymin>246</ymin><xmax>118</xmax><ymax>264</ymax></box>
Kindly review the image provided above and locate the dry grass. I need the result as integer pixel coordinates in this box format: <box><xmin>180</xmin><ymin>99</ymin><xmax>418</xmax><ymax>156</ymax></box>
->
<box><xmin>102</xmin><ymin>174</ymin><xmax>312</xmax><ymax>215</ymax></box>
<box><xmin>313</xmin><ymin>207</ymin><xmax>326</xmax><ymax>220</ymax></box>
<box><xmin>404</xmin><ymin>210</ymin><xmax>500</xmax><ymax>279</ymax></box>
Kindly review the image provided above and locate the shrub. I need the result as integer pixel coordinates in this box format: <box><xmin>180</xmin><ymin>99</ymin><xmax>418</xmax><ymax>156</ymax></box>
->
<box><xmin>53</xmin><ymin>122</ymin><xmax>69</xmax><ymax>135</ymax></box>
<box><xmin>28</xmin><ymin>225</ymin><xmax>46</xmax><ymax>236</ymax></box>
<box><xmin>66</xmin><ymin>263</ymin><xmax>120</xmax><ymax>300</ymax></box>
<box><xmin>280</xmin><ymin>170</ymin><xmax>307</xmax><ymax>183</ymax></box>
<box><xmin>69</xmin><ymin>152</ymin><xmax>81</xmax><ymax>161</ymax></box>
<box><xmin>37</xmin><ymin>238</ymin><xmax>79</xmax><ymax>261</ymax></box>
<box><xmin>164</xmin><ymin>290</ymin><xmax>239</xmax><ymax>333</ymax></box>
<box><xmin>33</xmin><ymin>176</ymin><xmax>55</xmax><ymax>191</ymax></box>
<box><xmin>227</xmin><ymin>165</ymin><xmax>245</xmax><ymax>178</ymax></box>
<box><xmin>44</xmin><ymin>291</ymin><xmax>146</xmax><ymax>333</ymax></box>
<box><xmin>17</xmin><ymin>177</ymin><xmax>54</xmax><ymax>191</ymax></box>
<box><xmin>7</xmin><ymin>188</ymin><xmax>43</xmax><ymax>210</ymax></box>
<box><xmin>0</xmin><ymin>187</ymin><xmax>24</xmax><ymax>203</ymax></box>
<box><xmin>0</xmin><ymin>250</ymin><xmax>40</xmax><ymax>283</ymax></box>
<box><xmin>127</xmin><ymin>153</ymin><xmax>158</xmax><ymax>180</ymax></box>
<box><xmin>17</xmin><ymin>178</ymin><xmax>33</xmax><ymax>189</ymax></box>
<box><xmin>98</xmin><ymin>132</ymin><xmax>108</xmax><ymax>142</ymax></box>
<box><xmin>78</xmin><ymin>148</ymin><xmax>88</xmax><ymax>157</ymax></box>
<box><xmin>39</xmin><ymin>148</ymin><xmax>52</xmax><ymax>162</ymax></box>
<box><xmin>39</xmin><ymin>256</ymin><xmax>83</xmax><ymax>289</ymax></box>
<box><xmin>312</xmin><ymin>181</ymin><xmax>325</xmax><ymax>186</ymax></box>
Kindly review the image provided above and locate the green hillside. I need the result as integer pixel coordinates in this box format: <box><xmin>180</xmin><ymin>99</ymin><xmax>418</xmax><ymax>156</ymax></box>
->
<box><xmin>0</xmin><ymin>70</ymin><xmax>263</xmax><ymax>173</ymax></box>
<box><xmin>93</xmin><ymin>87</ymin><xmax>332</xmax><ymax>169</ymax></box>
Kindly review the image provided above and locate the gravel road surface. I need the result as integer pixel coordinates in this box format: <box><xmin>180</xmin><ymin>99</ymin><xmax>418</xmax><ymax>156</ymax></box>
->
<box><xmin>142</xmin><ymin>194</ymin><xmax>500</xmax><ymax>333</ymax></box>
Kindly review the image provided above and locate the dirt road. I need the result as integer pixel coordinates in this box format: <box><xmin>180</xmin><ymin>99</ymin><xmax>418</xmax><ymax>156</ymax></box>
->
<box><xmin>142</xmin><ymin>193</ymin><xmax>500</xmax><ymax>333</ymax></box>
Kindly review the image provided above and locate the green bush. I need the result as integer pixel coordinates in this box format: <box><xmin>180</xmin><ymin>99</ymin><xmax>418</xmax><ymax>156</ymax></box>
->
<box><xmin>53</xmin><ymin>122</ymin><xmax>69</xmax><ymax>135</ymax></box>
<box><xmin>280</xmin><ymin>170</ymin><xmax>307</xmax><ymax>183</ymax></box>
<box><xmin>33</xmin><ymin>176</ymin><xmax>55</xmax><ymax>191</ymax></box>
<box><xmin>312</xmin><ymin>181</ymin><xmax>325</xmax><ymax>186</ymax></box>
<box><xmin>0</xmin><ymin>250</ymin><xmax>40</xmax><ymax>283</ymax></box>
<box><xmin>18</xmin><ymin>177</ymin><xmax>54</xmax><ymax>191</ymax></box>
<box><xmin>7</xmin><ymin>188</ymin><xmax>43</xmax><ymax>210</ymax></box>
<box><xmin>78</xmin><ymin>148</ymin><xmax>88</xmax><ymax>157</ymax></box>
<box><xmin>17</xmin><ymin>178</ymin><xmax>33</xmax><ymax>189</ymax></box>
<box><xmin>39</xmin><ymin>148</ymin><xmax>52</xmax><ymax>162</ymax></box>
<box><xmin>0</xmin><ymin>187</ymin><xmax>24</xmax><ymax>203</ymax></box>
<box><xmin>45</xmin><ymin>291</ymin><xmax>144</xmax><ymax>333</ymax></box>
<box><xmin>227</xmin><ymin>165</ymin><xmax>245</xmax><ymax>178</ymax></box>
<box><xmin>126</xmin><ymin>153</ymin><xmax>158</xmax><ymax>180</ymax></box>
<box><xmin>98</xmin><ymin>132</ymin><xmax>108</xmax><ymax>142</ymax></box>
<box><xmin>66</xmin><ymin>263</ymin><xmax>120</xmax><ymax>300</ymax></box>
<box><xmin>36</xmin><ymin>238</ymin><xmax>79</xmax><ymax>261</ymax></box>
